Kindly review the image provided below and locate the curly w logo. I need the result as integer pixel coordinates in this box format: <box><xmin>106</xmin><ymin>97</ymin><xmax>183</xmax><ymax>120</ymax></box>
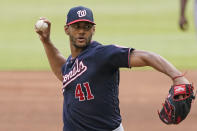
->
<box><xmin>77</xmin><ymin>10</ymin><xmax>87</xmax><ymax>17</ymax></box>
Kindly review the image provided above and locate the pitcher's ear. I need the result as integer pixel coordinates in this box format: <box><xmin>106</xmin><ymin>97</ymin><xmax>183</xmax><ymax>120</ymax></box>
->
<box><xmin>92</xmin><ymin>25</ymin><xmax>96</xmax><ymax>35</ymax></box>
<box><xmin>64</xmin><ymin>25</ymin><xmax>69</xmax><ymax>35</ymax></box>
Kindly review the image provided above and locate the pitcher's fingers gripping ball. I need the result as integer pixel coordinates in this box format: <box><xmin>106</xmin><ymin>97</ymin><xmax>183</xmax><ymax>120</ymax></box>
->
<box><xmin>35</xmin><ymin>17</ymin><xmax>51</xmax><ymax>41</ymax></box>
<box><xmin>35</xmin><ymin>19</ymin><xmax>48</xmax><ymax>32</ymax></box>
<box><xmin>158</xmin><ymin>84</ymin><xmax>196</xmax><ymax>124</ymax></box>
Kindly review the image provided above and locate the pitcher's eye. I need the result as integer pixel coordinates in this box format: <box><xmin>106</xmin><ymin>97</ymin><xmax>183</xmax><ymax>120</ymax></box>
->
<box><xmin>72</xmin><ymin>24</ymin><xmax>80</xmax><ymax>29</ymax></box>
<box><xmin>71</xmin><ymin>23</ymin><xmax>93</xmax><ymax>30</ymax></box>
<box><xmin>84</xmin><ymin>25</ymin><xmax>92</xmax><ymax>30</ymax></box>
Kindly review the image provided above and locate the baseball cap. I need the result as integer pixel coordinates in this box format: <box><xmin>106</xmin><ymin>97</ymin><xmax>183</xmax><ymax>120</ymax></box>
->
<box><xmin>66</xmin><ymin>6</ymin><xmax>95</xmax><ymax>25</ymax></box>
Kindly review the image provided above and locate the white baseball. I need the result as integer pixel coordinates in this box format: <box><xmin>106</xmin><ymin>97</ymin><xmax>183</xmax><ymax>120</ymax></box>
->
<box><xmin>35</xmin><ymin>20</ymin><xmax>48</xmax><ymax>32</ymax></box>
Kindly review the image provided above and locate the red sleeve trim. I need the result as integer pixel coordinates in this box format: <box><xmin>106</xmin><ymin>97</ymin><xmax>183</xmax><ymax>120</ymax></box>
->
<box><xmin>128</xmin><ymin>48</ymin><xmax>131</xmax><ymax>68</ymax></box>
<box><xmin>128</xmin><ymin>48</ymin><xmax>135</xmax><ymax>68</ymax></box>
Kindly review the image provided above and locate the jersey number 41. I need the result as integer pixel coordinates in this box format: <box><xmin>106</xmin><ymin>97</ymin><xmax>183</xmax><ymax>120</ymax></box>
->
<box><xmin>75</xmin><ymin>82</ymin><xmax>94</xmax><ymax>101</ymax></box>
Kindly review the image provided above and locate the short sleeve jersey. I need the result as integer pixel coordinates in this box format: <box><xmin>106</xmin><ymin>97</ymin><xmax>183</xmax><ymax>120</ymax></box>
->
<box><xmin>61</xmin><ymin>41</ymin><xmax>134</xmax><ymax>131</ymax></box>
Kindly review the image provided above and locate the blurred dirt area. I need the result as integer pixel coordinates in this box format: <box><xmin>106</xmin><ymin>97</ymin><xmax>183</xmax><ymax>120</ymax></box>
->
<box><xmin>0</xmin><ymin>70</ymin><xmax>196</xmax><ymax>131</ymax></box>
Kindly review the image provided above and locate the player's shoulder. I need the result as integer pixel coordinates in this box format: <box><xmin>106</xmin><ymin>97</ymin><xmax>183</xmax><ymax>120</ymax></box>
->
<box><xmin>89</xmin><ymin>41</ymin><xmax>107</xmax><ymax>51</ymax></box>
<box><xmin>91</xmin><ymin>41</ymin><xmax>128</xmax><ymax>50</ymax></box>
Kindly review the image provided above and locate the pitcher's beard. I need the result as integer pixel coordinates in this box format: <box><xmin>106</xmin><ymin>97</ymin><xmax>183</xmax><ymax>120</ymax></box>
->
<box><xmin>72</xmin><ymin>41</ymin><xmax>90</xmax><ymax>49</ymax></box>
<box><xmin>70</xmin><ymin>35</ymin><xmax>92</xmax><ymax>49</ymax></box>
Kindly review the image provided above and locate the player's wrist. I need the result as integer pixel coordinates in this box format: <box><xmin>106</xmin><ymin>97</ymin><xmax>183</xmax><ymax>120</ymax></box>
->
<box><xmin>172</xmin><ymin>77</ymin><xmax>190</xmax><ymax>85</ymax></box>
<box><xmin>40</xmin><ymin>37</ymin><xmax>52</xmax><ymax>44</ymax></box>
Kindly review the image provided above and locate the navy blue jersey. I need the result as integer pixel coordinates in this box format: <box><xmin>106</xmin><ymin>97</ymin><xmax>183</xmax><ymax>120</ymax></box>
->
<box><xmin>61</xmin><ymin>41</ymin><xmax>134</xmax><ymax>131</ymax></box>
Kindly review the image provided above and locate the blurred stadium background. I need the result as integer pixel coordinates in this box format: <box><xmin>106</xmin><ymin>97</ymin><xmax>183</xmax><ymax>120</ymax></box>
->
<box><xmin>0</xmin><ymin>0</ymin><xmax>196</xmax><ymax>70</ymax></box>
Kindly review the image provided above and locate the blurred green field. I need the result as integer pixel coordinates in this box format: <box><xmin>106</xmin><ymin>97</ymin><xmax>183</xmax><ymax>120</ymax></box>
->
<box><xmin>0</xmin><ymin>0</ymin><xmax>196</xmax><ymax>70</ymax></box>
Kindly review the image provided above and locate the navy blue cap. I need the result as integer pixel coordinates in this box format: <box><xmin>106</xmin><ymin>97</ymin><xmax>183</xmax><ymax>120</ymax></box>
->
<box><xmin>66</xmin><ymin>6</ymin><xmax>95</xmax><ymax>25</ymax></box>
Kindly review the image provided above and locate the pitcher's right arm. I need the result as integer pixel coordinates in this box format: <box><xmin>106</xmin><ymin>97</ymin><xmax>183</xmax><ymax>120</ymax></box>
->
<box><xmin>35</xmin><ymin>18</ymin><xmax>66</xmax><ymax>81</ymax></box>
